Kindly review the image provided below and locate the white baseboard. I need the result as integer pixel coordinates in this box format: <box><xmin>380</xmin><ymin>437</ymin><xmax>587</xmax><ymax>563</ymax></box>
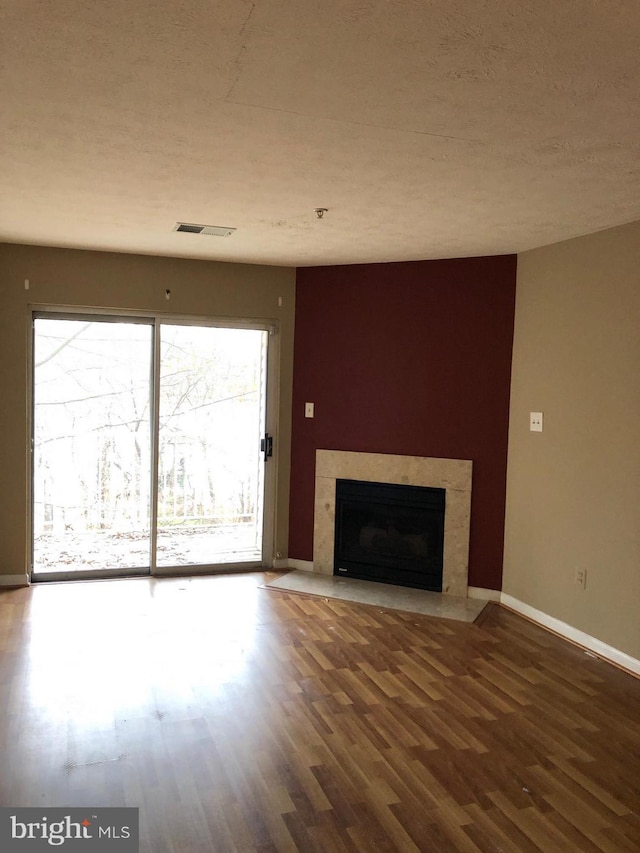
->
<box><xmin>500</xmin><ymin>593</ymin><xmax>640</xmax><ymax>678</ymax></box>
<box><xmin>0</xmin><ymin>574</ymin><xmax>30</xmax><ymax>588</ymax></box>
<box><xmin>467</xmin><ymin>586</ymin><xmax>501</xmax><ymax>602</ymax></box>
<box><xmin>285</xmin><ymin>559</ymin><xmax>314</xmax><ymax>572</ymax></box>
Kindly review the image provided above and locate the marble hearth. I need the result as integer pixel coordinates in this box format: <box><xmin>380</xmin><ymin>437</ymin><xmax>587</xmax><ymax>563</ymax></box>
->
<box><xmin>313</xmin><ymin>450</ymin><xmax>472</xmax><ymax>597</ymax></box>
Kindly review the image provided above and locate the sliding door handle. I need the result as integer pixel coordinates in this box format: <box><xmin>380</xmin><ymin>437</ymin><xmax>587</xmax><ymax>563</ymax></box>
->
<box><xmin>260</xmin><ymin>433</ymin><xmax>273</xmax><ymax>461</ymax></box>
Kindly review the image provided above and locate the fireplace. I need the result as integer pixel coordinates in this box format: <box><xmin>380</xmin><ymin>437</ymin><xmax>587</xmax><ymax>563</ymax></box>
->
<box><xmin>334</xmin><ymin>479</ymin><xmax>445</xmax><ymax>591</ymax></box>
<box><xmin>313</xmin><ymin>451</ymin><xmax>472</xmax><ymax>597</ymax></box>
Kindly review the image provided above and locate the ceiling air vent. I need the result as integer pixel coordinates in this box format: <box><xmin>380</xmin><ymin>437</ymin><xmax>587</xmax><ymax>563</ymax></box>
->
<box><xmin>174</xmin><ymin>222</ymin><xmax>236</xmax><ymax>237</ymax></box>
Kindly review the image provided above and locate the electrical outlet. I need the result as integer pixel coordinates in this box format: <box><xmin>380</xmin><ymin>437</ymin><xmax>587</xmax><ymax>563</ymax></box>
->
<box><xmin>530</xmin><ymin>412</ymin><xmax>543</xmax><ymax>432</ymax></box>
<box><xmin>575</xmin><ymin>568</ymin><xmax>587</xmax><ymax>589</ymax></box>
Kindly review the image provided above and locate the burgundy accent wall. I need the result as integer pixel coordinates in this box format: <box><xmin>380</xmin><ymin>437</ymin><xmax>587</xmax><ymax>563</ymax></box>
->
<box><xmin>289</xmin><ymin>255</ymin><xmax>517</xmax><ymax>591</ymax></box>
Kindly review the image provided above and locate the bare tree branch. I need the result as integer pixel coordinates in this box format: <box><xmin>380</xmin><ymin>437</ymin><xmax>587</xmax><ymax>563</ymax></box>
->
<box><xmin>34</xmin><ymin>323</ymin><xmax>92</xmax><ymax>367</ymax></box>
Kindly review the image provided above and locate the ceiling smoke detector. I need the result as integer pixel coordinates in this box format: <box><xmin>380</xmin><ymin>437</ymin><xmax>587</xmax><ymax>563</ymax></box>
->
<box><xmin>174</xmin><ymin>222</ymin><xmax>236</xmax><ymax>237</ymax></box>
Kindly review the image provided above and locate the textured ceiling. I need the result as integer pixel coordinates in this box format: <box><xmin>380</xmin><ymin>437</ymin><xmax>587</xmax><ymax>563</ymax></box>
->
<box><xmin>1</xmin><ymin>0</ymin><xmax>639</xmax><ymax>267</ymax></box>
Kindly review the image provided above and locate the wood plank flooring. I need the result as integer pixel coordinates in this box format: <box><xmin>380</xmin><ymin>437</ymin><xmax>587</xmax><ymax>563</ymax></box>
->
<box><xmin>1</xmin><ymin>572</ymin><xmax>639</xmax><ymax>851</ymax></box>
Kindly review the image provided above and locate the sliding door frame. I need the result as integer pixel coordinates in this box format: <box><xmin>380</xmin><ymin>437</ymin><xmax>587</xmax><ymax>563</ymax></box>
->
<box><xmin>151</xmin><ymin>316</ymin><xmax>277</xmax><ymax>577</ymax></box>
<box><xmin>28</xmin><ymin>305</ymin><xmax>279</xmax><ymax>582</ymax></box>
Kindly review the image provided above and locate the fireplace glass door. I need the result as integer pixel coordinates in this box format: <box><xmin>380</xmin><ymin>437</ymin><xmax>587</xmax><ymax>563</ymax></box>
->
<box><xmin>334</xmin><ymin>479</ymin><xmax>445</xmax><ymax>591</ymax></box>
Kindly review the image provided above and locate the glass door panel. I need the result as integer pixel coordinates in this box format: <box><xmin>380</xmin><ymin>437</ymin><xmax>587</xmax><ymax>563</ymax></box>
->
<box><xmin>156</xmin><ymin>324</ymin><xmax>268</xmax><ymax>568</ymax></box>
<box><xmin>32</xmin><ymin>317</ymin><xmax>153</xmax><ymax>576</ymax></box>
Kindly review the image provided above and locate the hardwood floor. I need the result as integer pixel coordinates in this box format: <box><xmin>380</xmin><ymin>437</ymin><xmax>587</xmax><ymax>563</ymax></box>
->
<box><xmin>1</xmin><ymin>572</ymin><xmax>639</xmax><ymax>851</ymax></box>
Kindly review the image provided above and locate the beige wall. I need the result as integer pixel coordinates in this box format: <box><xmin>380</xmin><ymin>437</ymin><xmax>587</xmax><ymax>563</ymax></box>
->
<box><xmin>0</xmin><ymin>243</ymin><xmax>296</xmax><ymax>581</ymax></box>
<box><xmin>504</xmin><ymin>220</ymin><xmax>640</xmax><ymax>660</ymax></box>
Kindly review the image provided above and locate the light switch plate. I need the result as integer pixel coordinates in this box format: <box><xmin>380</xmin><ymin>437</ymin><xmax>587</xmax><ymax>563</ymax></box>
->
<box><xmin>305</xmin><ymin>402</ymin><xmax>314</xmax><ymax>418</ymax></box>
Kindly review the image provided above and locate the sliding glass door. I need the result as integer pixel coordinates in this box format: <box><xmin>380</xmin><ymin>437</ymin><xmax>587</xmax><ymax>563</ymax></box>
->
<box><xmin>32</xmin><ymin>317</ymin><xmax>153</xmax><ymax>576</ymax></box>
<box><xmin>31</xmin><ymin>314</ymin><xmax>271</xmax><ymax>580</ymax></box>
<box><xmin>156</xmin><ymin>324</ymin><xmax>267</xmax><ymax>568</ymax></box>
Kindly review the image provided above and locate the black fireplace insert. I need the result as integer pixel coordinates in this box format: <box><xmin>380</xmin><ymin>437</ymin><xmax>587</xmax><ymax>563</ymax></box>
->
<box><xmin>334</xmin><ymin>478</ymin><xmax>445</xmax><ymax>591</ymax></box>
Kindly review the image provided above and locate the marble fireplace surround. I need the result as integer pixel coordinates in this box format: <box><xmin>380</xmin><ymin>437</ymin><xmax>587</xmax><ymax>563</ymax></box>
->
<box><xmin>313</xmin><ymin>450</ymin><xmax>473</xmax><ymax>597</ymax></box>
